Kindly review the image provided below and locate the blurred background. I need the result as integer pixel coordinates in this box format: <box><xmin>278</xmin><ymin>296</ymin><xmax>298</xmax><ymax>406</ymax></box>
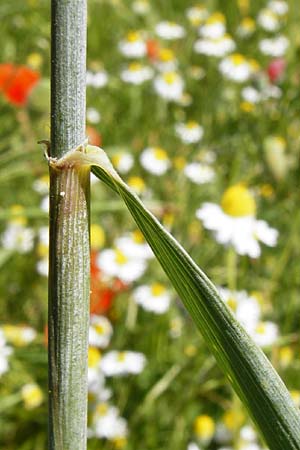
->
<box><xmin>1</xmin><ymin>0</ymin><xmax>300</xmax><ymax>449</ymax></box>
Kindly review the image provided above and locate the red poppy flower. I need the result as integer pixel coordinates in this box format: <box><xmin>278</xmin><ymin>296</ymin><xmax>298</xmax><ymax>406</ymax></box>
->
<box><xmin>0</xmin><ymin>63</ymin><xmax>40</xmax><ymax>106</ymax></box>
<box><xmin>90</xmin><ymin>251</ymin><xmax>128</xmax><ymax>315</ymax></box>
<box><xmin>146</xmin><ymin>39</ymin><xmax>160</xmax><ymax>61</ymax></box>
<box><xmin>267</xmin><ymin>58</ymin><xmax>285</xmax><ymax>84</ymax></box>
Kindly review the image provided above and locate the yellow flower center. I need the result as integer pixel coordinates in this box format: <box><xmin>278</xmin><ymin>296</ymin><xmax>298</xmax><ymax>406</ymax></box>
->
<box><xmin>27</xmin><ymin>52</ymin><xmax>43</xmax><ymax>69</ymax></box>
<box><xmin>88</xmin><ymin>347</ymin><xmax>101</xmax><ymax>368</ymax></box>
<box><xmin>240</xmin><ymin>101</ymin><xmax>254</xmax><ymax>113</ymax></box>
<box><xmin>221</xmin><ymin>184</ymin><xmax>256</xmax><ymax>217</ymax></box>
<box><xmin>173</xmin><ymin>156</ymin><xmax>186</xmax><ymax>170</ymax></box>
<box><xmin>241</xmin><ymin>17</ymin><xmax>255</xmax><ymax>30</ymax></box>
<box><xmin>22</xmin><ymin>384</ymin><xmax>43</xmax><ymax>410</ymax></box>
<box><xmin>206</xmin><ymin>12</ymin><xmax>225</xmax><ymax>24</ymax></box>
<box><xmin>90</xmin><ymin>224</ymin><xmax>105</xmax><ymax>249</ymax></box>
<box><xmin>127</xmin><ymin>31</ymin><xmax>140</xmax><ymax>42</ymax></box>
<box><xmin>95</xmin><ymin>324</ymin><xmax>105</xmax><ymax>335</ymax></box>
<box><xmin>113</xmin><ymin>438</ymin><xmax>127</xmax><ymax>449</ymax></box>
<box><xmin>186</xmin><ymin>121</ymin><xmax>198</xmax><ymax>129</ymax></box>
<box><xmin>231</xmin><ymin>53</ymin><xmax>246</xmax><ymax>66</ymax></box>
<box><xmin>9</xmin><ymin>205</ymin><xmax>27</xmax><ymax>226</ymax></box>
<box><xmin>114</xmin><ymin>249</ymin><xmax>128</xmax><ymax>265</ymax></box>
<box><xmin>256</xmin><ymin>322</ymin><xmax>266</xmax><ymax>335</ymax></box>
<box><xmin>96</xmin><ymin>403</ymin><xmax>109</xmax><ymax>416</ymax></box>
<box><xmin>159</xmin><ymin>48</ymin><xmax>175</xmax><ymax>62</ymax></box>
<box><xmin>194</xmin><ymin>415</ymin><xmax>215</xmax><ymax>440</ymax></box>
<box><xmin>153</xmin><ymin>147</ymin><xmax>168</xmax><ymax>160</ymax></box>
<box><xmin>128</xmin><ymin>176</ymin><xmax>146</xmax><ymax>193</ymax></box>
<box><xmin>163</xmin><ymin>72</ymin><xmax>177</xmax><ymax>85</ymax></box>
<box><xmin>132</xmin><ymin>229</ymin><xmax>144</xmax><ymax>244</ymax></box>
<box><xmin>37</xmin><ymin>243</ymin><xmax>48</xmax><ymax>258</ymax></box>
<box><xmin>223</xmin><ymin>409</ymin><xmax>245</xmax><ymax>431</ymax></box>
<box><xmin>117</xmin><ymin>351</ymin><xmax>126</xmax><ymax>362</ymax></box>
<box><xmin>112</xmin><ymin>154</ymin><xmax>122</xmax><ymax>166</ymax></box>
<box><xmin>151</xmin><ymin>283</ymin><xmax>166</xmax><ymax>297</ymax></box>
<box><xmin>128</xmin><ymin>62</ymin><xmax>142</xmax><ymax>72</ymax></box>
<box><xmin>227</xmin><ymin>297</ymin><xmax>237</xmax><ymax>312</ymax></box>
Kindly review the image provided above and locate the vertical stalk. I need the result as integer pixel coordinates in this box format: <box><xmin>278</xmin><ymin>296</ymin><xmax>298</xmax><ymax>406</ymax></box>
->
<box><xmin>49</xmin><ymin>1</ymin><xmax>88</xmax><ymax>449</ymax></box>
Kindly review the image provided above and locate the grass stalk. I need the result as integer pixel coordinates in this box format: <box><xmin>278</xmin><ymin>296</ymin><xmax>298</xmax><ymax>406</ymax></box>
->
<box><xmin>48</xmin><ymin>1</ymin><xmax>89</xmax><ymax>449</ymax></box>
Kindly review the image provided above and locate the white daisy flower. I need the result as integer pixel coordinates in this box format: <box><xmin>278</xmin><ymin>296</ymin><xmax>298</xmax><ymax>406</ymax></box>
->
<box><xmin>132</xmin><ymin>0</ymin><xmax>150</xmax><ymax>15</ymax></box>
<box><xmin>268</xmin><ymin>0</ymin><xmax>288</xmax><ymax>15</ymax></box>
<box><xmin>249</xmin><ymin>321</ymin><xmax>278</xmax><ymax>347</ymax></box>
<box><xmin>194</xmin><ymin>34</ymin><xmax>236</xmax><ymax>58</ymax></box>
<box><xmin>241</xmin><ymin>86</ymin><xmax>261</xmax><ymax>104</ymax></box>
<box><xmin>196</xmin><ymin>184</ymin><xmax>278</xmax><ymax>258</ymax></box>
<box><xmin>89</xmin><ymin>315</ymin><xmax>113</xmax><ymax>348</ymax></box>
<box><xmin>175</xmin><ymin>121</ymin><xmax>204</xmax><ymax>144</ymax></box>
<box><xmin>140</xmin><ymin>146</ymin><xmax>171</xmax><ymax>175</ymax></box>
<box><xmin>88</xmin><ymin>367</ymin><xmax>111</xmax><ymax>401</ymax></box>
<box><xmin>86</xmin><ymin>107</ymin><xmax>101</xmax><ymax>124</ymax></box>
<box><xmin>120</xmin><ymin>62</ymin><xmax>153</xmax><ymax>85</ymax></box>
<box><xmin>32</xmin><ymin>174</ymin><xmax>49</xmax><ymax>195</ymax></box>
<box><xmin>96</xmin><ymin>248</ymin><xmax>147</xmax><ymax>284</ymax></box>
<box><xmin>86</xmin><ymin>70</ymin><xmax>108</xmax><ymax>88</ymax></box>
<box><xmin>100</xmin><ymin>350</ymin><xmax>146</xmax><ymax>376</ymax></box>
<box><xmin>257</xmin><ymin>8</ymin><xmax>280</xmax><ymax>32</ymax></box>
<box><xmin>155</xmin><ymin>48</ymin><xmax>178</xmax><ymax>73</ymax></box>
<box><xmin>155</xmin><ymin>21</ymin><xmax>186</xmax><ymax>40</ymax></box>
<box><xmin>1</xmin><ymin>224</ymin><xmax>34</xmax><ymax>254</ymax></box>
<box><xmin>115</xmin><ymin>231</ymin><xmax>153</xmax><ymax>260</ymax></box>
<box><xmin>0</xmin><ymin>329</ymin><xmax>13</xmax><ymax>377</ymax></box>
<box><xmin>90</xmin><ymin>403</ymin><xmax>127</xmax><ymax>439</ymax></box>
<box><xmin>3</xmin><ymin>325</ymin><xmax>37</xmax><ymax>346</ymax></box>
<box><xmin>153</xmin><ymin>72</ymin><xmax>184</xmax><ymax>102</ymax></box>
<box><xmin>186</xmin><ymin>5</ymin><xmax>209</xmax><ymax>27</ymax></box>
<box><xmin>184</xmin><ymin>162</ymin><xmax>215</xmax><ymax>184</ymax></box>
<box><xmin>88</xmin><ymin>347</ymin><xmax>112</xmax><ymax>400</ymax></box>
<box><xmin>133</xmin><ymin>283</ymin><xmax>171</xmax><ymax>314</ymax></box>
<box><xmin>259</xmin><ymin>35</ymin><xmax>289</xmax><ymax>57</ymax></box>
<box><xmin>219</xmin><ymin>54</ymin><xmax>258</xmax><ymax>83</ymax></box>
<box><xmin>237</xmin><ymin>17</ymin><xmax>256</xmax><ymax>38</ymax></box>
<box><xmin>118</xmin><ymin>31</ymin><xmax>147</xmax><ymax>58</ymax></box>
<box><xmin>111</xmin><ymin>151</ymin><xmax>134</xmax><ymax>174</ymax></box>
<box><xmin>199</xmin><ymin>12</ymin><xmax>226</xmax><ymax>39</ymax></box>
<box><xmin>218</xmin><ymin>288</ymin><xmax>261</xmax><ymax>332</ymax></box>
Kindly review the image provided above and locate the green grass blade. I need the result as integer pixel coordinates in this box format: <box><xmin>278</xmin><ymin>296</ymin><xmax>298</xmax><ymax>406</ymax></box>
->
<box><xmin>91</xmin><ymin>164</ymin><xmax>300</xmax><ymax>450</ymax></box>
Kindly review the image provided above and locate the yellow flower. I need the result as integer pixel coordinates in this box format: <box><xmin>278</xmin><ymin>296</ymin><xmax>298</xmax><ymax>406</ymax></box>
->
<box><xmin>194</xmin><ymin>414</ymin><xmax>215</xmax><ymax>441</ymax></box>
<box><xmin>27</xmin><ymin>52</ymin><xmax>43</xmax><ymax>69</ymax></box>
<box><xmin>9</xmin><ymin>205</ymin><xmax>27</xmax><ymax>226</ymax></box>
<box><xmin>151</xmin><ymin>283</ymin><xmax>166</xmax><ymax>296</ymax></box>
<box><xmin>279</xmin><ymin>346</ymin><xmax>294</xmax><ymax>367</ymax></box>
<box><xmin>21</xmin><ymin>383</ymin><xmax>43</xmax><ymax>410</ymax></box>
<box><xmin>221</xmin><ymin>184</ymin><xmax>256</xmax><ymax>217</ymax></box>
<box><xmin>90</xmin><ymin>224</ymin><xmax>105</xmax><ymax>249</ymax></box>
<box><xmin>127</xmin><ymin>176</ymin><xmax>146</xmax><ymax>195</ymax></box>
<box><xmin>88</xmin><ymin>347</ymin><xmax>101</xmax><ymax>368</ymax></box>
<box><xmin>240</xmin><ymin>101</ymin><xmax>255</xmax><ymax>113</ymax></box>
<box><xmin>223</xmin><ymin>409</ymin><xmax>245</xmax><ymax>431</ymax></box>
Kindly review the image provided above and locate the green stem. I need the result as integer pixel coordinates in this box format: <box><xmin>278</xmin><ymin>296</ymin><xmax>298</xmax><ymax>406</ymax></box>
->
<box><xmin>49</xmin><ymin>1</ymin><xmax>88</xmax><ymax>449</ymax></box>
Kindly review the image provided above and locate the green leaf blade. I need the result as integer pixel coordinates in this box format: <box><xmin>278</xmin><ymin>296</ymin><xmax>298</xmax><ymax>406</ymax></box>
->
<box><xmin>91</xmin><ymin>164</ymin><xmax>300</xmax><ymax>450</ymax></box>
